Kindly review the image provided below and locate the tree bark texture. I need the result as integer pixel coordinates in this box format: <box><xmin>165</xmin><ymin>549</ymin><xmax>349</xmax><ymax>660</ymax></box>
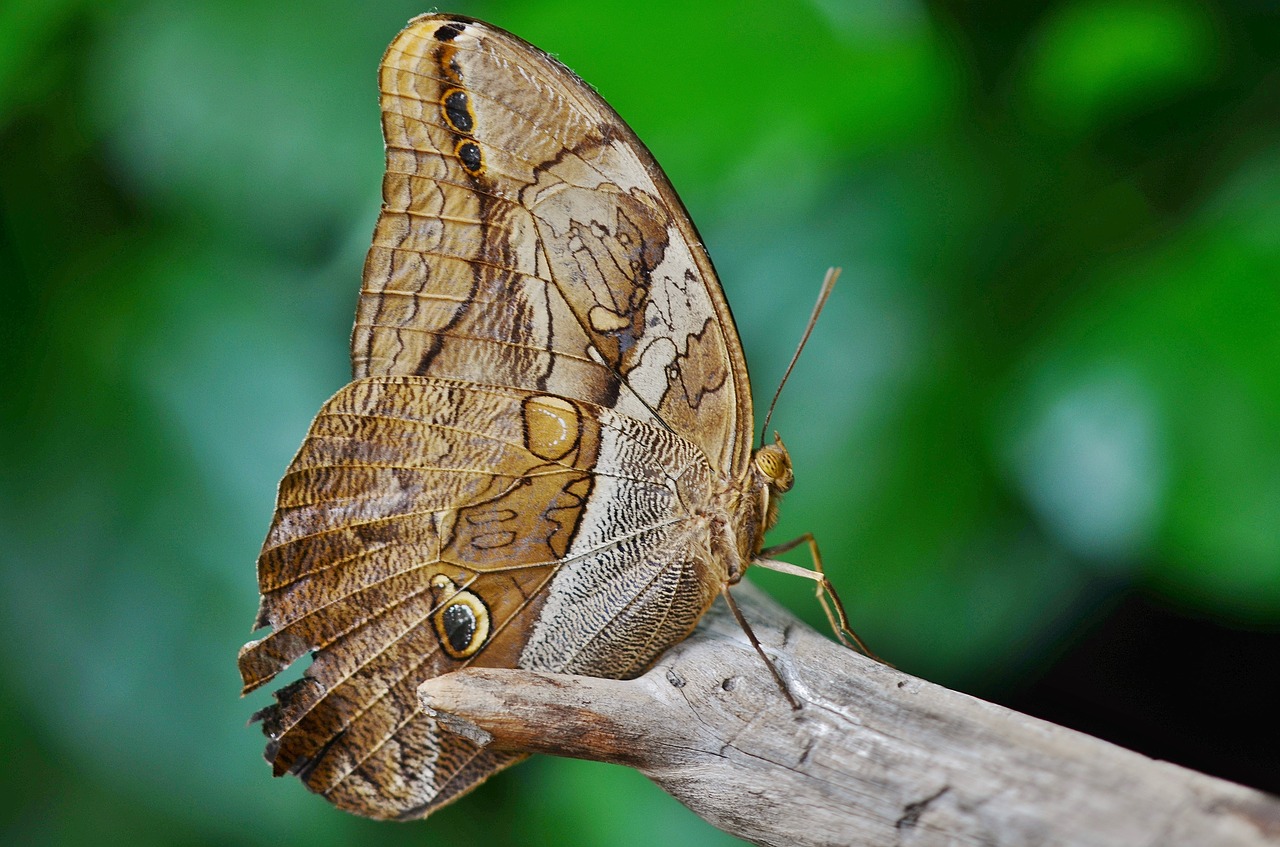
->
<box><xmin>418</xmin><ymin>581</ymin><xmax>1280</xmax><ymax>847</ymax></box>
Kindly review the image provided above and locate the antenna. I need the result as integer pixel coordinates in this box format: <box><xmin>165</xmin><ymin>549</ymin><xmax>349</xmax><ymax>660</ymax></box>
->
<box><xmin>758</xmin><ymin>267</ymin><xmax>841</xmax><ymax>447</ymax></box>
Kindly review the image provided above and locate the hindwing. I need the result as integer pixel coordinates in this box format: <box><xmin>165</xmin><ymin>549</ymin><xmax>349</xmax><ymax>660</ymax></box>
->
<box><xmin>240</xmin><ymin>376</ymin><xmax>723</xmax><ymax>817</ymax></box>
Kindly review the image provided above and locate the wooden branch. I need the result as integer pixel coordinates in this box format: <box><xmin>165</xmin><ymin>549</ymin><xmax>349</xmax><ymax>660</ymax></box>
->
<box><xmin>418</xmin><ymin>582</ymin><xmax>1280</xmax><ymax>847</ymax></box>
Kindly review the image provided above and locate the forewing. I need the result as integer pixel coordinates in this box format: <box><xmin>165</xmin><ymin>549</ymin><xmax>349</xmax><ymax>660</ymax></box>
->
<box><xmin>354</xmin><ymin>14</ymin><xmax>753</xmax><ymax>474</ymax></box>
<box><xmin>239</xmin><ymin>375</ymin><xmax>719</xmax><ymax>819</ymax></box>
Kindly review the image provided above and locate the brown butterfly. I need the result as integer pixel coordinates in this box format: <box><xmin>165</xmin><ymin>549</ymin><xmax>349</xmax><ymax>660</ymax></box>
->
<box><xmin>238</xmin><ymin>13</ymin><xmax>861</xmax><ymax>820</ymax></box>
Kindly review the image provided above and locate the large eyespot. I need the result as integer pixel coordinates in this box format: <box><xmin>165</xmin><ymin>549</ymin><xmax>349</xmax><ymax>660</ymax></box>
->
<box><xmin>429</xmin><ymin>574</ymin><xmax>491</xmax><ymax>659</ymax></box>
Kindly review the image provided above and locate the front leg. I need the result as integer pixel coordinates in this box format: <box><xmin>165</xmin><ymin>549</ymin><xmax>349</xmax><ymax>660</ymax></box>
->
<box><xmin>756</xmin><ymin>533</ymin><xmax>883</xmax><ymax>662</ymax></box>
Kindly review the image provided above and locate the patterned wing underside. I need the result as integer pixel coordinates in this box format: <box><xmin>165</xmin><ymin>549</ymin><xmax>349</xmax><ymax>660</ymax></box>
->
<box><xmin>239</xmin><ymin>375</ymin><xmax>721</xmax><ymax>819</ymax></box>
<box><xmin>353</xmin><ymin>15</ymin><xmax>753</xmax><ymax>476</ymax></box>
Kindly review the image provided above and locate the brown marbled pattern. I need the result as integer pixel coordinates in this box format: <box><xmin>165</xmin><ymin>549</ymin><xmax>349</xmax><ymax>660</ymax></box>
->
<box><xmin>241</xmin><ymin>14</ymin><xmax>796</xmax><ymax>821</ymax></box>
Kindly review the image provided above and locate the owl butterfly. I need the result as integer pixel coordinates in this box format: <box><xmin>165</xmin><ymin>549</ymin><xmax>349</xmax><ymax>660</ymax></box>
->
<box><xmin>238</xmin><ymin>13</ymin><xmax>863</xmax><ymax>821</ymax></box>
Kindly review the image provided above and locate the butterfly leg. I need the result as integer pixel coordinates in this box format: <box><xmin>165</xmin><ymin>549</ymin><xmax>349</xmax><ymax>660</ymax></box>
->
<box><xmin>755</xmin><ymin>533</ymin><xmax>882</xmax><ymax>662</ymax></box>
<box><xmin>720</xmin><ymin>584</ymin><xmax>801</xmax><ymax>711</ymax></box>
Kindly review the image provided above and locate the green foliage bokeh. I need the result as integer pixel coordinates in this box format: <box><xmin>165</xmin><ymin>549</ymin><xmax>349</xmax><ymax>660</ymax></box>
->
<box><xmin>2</xmin><ymin>1</ymin><xmax>1277</xmax><ymax>844</ymax></box>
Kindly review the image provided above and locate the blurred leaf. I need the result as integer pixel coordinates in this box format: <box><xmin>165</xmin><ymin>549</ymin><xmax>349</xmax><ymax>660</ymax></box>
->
<box><xmin>998</xmin><ymin>148</ymin><xmax>1280</xmax><ymax>620</ymax></box>
<box><xmin>87</xmin><ymin>0</ymin><xmax>414</xmax><ymax>252</ymax></box>
<box><xmin>0</xmin><ymin>0</ymin><xmax>83</xmax><ymax>122</ymax></box>
<box><xmin>498</xmin><ymin>0</ymin><xmax>952</xmax><ymax>193</ymax></box>
<box><xmin>521</xmin><ymin>758</ymin><xmax>744</xmax><ymax>847</ymax></box>
<box><xmin>1001</xmin><ymin>365</ymin><xmax>1167</xmax><ymax>562</ymax></box>
<box><xmin>1020</xmin><ymin>0</ymin><xmax>1221</xmax><ymax>133</ymax></box>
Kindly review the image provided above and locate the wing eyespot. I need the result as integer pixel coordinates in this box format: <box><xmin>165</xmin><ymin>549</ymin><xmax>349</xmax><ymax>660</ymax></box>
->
<box><xmin>441</xmin><ymin>88</ymin><xmax>475</xmax><ymax>134</ymax></box>
<box><xmin>430</xmin><ymin>574</ymin><xmax>491</xmax><ymax>659</ymax></box>
<box><xmin>455</xmin><ymin>140</ymin><xmax>484</xmax><ymax>175</ymax></box>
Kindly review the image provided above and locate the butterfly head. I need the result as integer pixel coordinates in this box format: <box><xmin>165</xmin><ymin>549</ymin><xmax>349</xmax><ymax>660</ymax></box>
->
<box><xmin>753</xmin><ymin>434</ymin><xmax>794</xmax><ymax>494</ymax></box>
<box><xmin>749</xmin><ymin>435</ymin><xmax>794</xmax><ymax>545</ymax></box>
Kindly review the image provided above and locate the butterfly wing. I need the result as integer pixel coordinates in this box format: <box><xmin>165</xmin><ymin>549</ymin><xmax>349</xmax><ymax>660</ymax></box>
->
<box><xmin>355</xmin><ymin>14</ymin><xmax>753</xmax><ymax>474</ymax></box>
<box><xmin>240</xmin><ymin>376</ymin><xmax>721</xmax><ymax>818</ymax></box>
<box><xmin>242</xmin><ymin>14</ymin><xmax>749</xmax><ymax>820</ymax></box>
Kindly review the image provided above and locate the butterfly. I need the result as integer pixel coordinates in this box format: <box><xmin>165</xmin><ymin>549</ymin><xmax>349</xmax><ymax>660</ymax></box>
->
<box><xmin>238</xmin><ymin>13</ymin><xmax>859</xmax><ymax>820</ymax></box>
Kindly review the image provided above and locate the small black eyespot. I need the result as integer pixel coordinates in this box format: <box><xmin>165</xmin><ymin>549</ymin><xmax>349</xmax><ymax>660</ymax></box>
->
<box><xmin>457</xmin><ymin>141</ymin><xmax>483</xmax><ymax>173</ymax></box>
<box><xmin>435</xmin><ymin>22</ymin><xmax>465</xmax><ymax>41</ymax></box>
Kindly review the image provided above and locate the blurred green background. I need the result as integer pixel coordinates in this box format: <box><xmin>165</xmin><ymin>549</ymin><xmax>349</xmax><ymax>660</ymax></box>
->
<box><xmin>2</xmin><ymin>0</ymin><xmax>1277</xmax><ymax>844</ymax></box>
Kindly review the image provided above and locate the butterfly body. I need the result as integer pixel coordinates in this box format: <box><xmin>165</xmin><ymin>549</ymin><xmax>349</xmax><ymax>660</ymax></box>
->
<box><xmin>239</xmin><ymin>14</ymin><xmax>796</xmax><ymax>819</ymax></box>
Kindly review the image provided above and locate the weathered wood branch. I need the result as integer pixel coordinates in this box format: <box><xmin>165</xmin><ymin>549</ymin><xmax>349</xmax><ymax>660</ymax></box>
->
<box><xmin>418</xmin><ymin>582</ymin><xmax>1280</xmax><ymax>847</ymax></box>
